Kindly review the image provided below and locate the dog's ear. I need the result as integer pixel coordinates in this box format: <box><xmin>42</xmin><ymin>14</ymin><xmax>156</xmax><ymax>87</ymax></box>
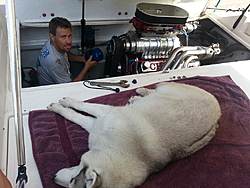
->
<box><xmin>86</xmin><ymin>170</ymin><xmax>101</xmax><ymax>188</ymax></box>
<box><xmin>54</xmin><ymin>165</ymin><xmax>84</xmax><ymax>187</ymax></box>
<box><xmin>70</xmin><ymin>167</ymin><xmax>87</xmax><ymax>188</ymax></box>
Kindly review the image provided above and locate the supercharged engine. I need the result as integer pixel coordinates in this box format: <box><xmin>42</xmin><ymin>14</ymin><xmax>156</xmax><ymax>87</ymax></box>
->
<box><xmin>104</xmin><ymin>3</ymin><xmax>221</xmax><ymax>77</ymax></box>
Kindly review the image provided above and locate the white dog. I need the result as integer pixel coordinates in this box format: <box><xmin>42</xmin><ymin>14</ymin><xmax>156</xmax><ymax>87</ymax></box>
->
<box><xmin>48</xmin><ymin>82</ymin><xmax>221</xmax><ymax>188</ymax></box>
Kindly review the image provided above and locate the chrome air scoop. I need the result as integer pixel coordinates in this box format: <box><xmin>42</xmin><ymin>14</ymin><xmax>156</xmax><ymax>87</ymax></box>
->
<box><xmin>135</xmin><ymin>3</ymin><xmax>189</xmax><ymax>25</ymax></box>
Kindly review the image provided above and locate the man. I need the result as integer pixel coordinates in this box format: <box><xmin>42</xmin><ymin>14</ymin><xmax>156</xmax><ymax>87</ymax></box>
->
<box><xmin>37</xmin><ymin>17</ymin><xmax>98</xmax><ymax>85</ymax></box>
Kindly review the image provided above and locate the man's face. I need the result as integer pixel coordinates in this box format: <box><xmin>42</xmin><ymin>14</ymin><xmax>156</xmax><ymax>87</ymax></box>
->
<box><xmin>50</xmin><ymin>27</ymin><xmax>72</xmax><ymax>53</ymax></box>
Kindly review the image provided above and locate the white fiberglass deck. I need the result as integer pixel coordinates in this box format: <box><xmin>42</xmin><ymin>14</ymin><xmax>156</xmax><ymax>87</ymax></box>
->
<box><xmin>5</xmin><ymin>60</ymin><xmax>250</xmax><ymax>187</ymax></box>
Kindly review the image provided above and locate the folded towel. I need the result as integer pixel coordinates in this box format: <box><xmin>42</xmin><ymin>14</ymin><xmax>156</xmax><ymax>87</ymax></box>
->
<box><xmin>29</xmin><ymin>75</ymin><xmax>250</xmax><ymax>188</ymax></box>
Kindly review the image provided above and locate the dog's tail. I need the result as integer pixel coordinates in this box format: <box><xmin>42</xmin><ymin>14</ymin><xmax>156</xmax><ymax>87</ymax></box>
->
<box><xmin>186</xmin><ymin>123</ymin><xmax>218</xmax><ymax>156</ymax></box>
<box><xmin>174</xmin><ymin>123</ymin><xmax>218</xmax><ymax>159</ymax></box>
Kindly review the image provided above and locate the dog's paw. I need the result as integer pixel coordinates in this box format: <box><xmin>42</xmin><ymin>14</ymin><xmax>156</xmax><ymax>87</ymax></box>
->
<box><xmin>128</xmin><ymin>96</ymin><xmax>142</xmax><ymax>104</ymax></box>
<box><xmin>47</xmin><ymin>103</ymin><xmax>63</xmax><ymax>113</ymax></box>
<box><xmin>59</xmin><ymin>97</ymin><xmax>75</xmax><ymax>107</ymax></box>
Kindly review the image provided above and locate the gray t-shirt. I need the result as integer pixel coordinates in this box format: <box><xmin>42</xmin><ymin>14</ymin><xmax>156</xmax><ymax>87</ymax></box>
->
<box><xmin>37</xmin><ymin>39</ymin><xmax>72</xmax><ymax>85</ymax></box>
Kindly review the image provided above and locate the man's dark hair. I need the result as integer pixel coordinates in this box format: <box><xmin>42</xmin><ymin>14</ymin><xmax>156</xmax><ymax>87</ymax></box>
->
<box><xmin>49</xmin><ymin>17</ymin><xmax>72</xmax><ymax>36</ymax></box>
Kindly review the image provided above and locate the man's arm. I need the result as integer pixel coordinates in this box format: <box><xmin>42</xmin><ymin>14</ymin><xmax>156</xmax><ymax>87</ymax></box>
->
<box><xmin>71</xmin><ymin>55</ymin><xmax>98</xmax><ymax>82</ymax></box>
<box><xmin>67</xmin><ymin>52</ymin><xmax>85</xmax><ymax>62</ymax></box>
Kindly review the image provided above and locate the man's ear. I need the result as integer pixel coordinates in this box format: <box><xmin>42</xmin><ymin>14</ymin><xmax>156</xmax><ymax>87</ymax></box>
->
<box><xmin>49</xmin><ymin>33</ymin><xmax>55</xmax><ymax>42</ymax></box>
<box><xmin>86</xmin><ymin>170</ymin><xmax>101</xmax><ymax>188</ymax></box>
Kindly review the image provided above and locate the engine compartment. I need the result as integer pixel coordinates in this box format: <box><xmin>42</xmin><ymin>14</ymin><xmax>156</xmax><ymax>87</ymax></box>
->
<box><xmin>104</xmin><ymin>3</ymin><xmax>250</xmax><ymax>77</ymax></box>
<box><xmin>19</xmin><ymin>2</ymin><xmax>250</xmax><ymax>87</ymax></box>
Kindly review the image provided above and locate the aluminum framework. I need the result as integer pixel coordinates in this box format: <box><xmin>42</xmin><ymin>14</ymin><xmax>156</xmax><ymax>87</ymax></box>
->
<box><xmin>5</xmin><ymin>0</ymin><xmax>28</xmax><ymax>187</ymax></box>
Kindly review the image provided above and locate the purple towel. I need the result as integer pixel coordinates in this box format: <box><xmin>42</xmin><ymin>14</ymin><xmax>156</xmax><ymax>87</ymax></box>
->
<box><xmin>29</xmin><ymin>76</ymin><xmax>250</xmax><ymax>188</ymax></box>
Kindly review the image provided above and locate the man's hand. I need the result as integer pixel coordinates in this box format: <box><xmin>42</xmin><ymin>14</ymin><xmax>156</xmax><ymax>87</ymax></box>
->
<box><xmin>71</xmin><ymin>55</ymin><xmax>99</xmax><ymax>82</ymax></box>
<box><xmin>84</xmin><ymin>55</ymin><xmax>98</xmax><ymax>69</ymax></box>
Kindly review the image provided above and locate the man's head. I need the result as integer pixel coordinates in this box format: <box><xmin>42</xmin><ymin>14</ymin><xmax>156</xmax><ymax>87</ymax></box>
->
<box><xmin>49</xmin><ymin>17</ymin><xmax>72</xmax><ymax>53</ymax></box>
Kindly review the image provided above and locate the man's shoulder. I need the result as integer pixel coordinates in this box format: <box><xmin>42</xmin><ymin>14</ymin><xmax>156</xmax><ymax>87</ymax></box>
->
<box><xmin>39</xmin><ymin>40</ymin><xmax>59</xmax><ymax>63</ymax></box>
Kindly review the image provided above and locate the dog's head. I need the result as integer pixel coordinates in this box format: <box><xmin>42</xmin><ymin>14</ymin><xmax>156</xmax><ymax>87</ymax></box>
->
<box><xmin>53</xmin><ymin>164</ymin><xmax>101</xmax><ymax>188</ymax></box>
<box><xmin>53</xmin><ymin>151</ymin><xmax>141</xmax><ymax>188</ymax></box>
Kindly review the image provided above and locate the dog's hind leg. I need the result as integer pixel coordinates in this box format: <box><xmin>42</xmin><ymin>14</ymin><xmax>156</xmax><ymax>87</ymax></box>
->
<box><xmin>128</xmin><ymin>88</ymin><xmax>154</xmax><ymax>104</ymax></box>
<box><xmin>128</xmin><ymin>96</ymin><xmax>142</xmax><ymax>104</ymax></box>
<box><xmin>135</xmin><ymin>88</ymin><xmax>154</xmax><ymax>96</ymax></box>
<box><xmin>128</xmin><ymin>87</ymin><xmax>155</xmax><ymax>104</ymax></box>
<box><xmin>59</xmin><ymin>97</ymin><xmax>112</xmax><ymax>117</ymax></box>
<box><xmin>47</xmin><ymin>103</ymin><xmax>94</xmax><ymax>132</ymax></box>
